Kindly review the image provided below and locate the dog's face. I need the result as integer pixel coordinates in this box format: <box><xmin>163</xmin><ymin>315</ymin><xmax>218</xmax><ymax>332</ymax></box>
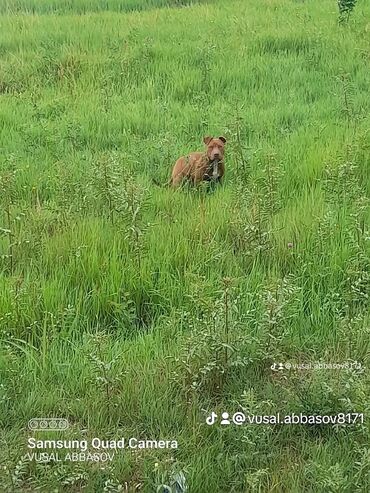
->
<box><xmin>204</xmin><ymin>136</ymin><xmax>226</xmax><ymax>161</ymax></box>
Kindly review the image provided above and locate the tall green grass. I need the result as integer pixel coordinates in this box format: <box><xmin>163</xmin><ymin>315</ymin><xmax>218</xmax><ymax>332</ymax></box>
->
<box><xmin>0</xmin><ymin>0</ymin><xmax>206</xmax><ymax>14</ymax></box>
<box><xmin>1</xmin><ymin>0</ymin><xmax>369</xmax><ymax>491</ymax></box>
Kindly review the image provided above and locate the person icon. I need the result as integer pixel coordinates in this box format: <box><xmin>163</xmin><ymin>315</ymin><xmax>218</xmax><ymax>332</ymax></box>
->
<box><xmin>220</xmin><ymin>412</ymin><xmax>230</xmax><ymax>425</ymax></box>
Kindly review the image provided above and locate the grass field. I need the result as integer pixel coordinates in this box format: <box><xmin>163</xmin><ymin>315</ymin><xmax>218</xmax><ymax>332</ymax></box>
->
<box><xmin>1</xmin><ymin>0</ymin><xmax>370</xmax><ymax>491</ymax></box>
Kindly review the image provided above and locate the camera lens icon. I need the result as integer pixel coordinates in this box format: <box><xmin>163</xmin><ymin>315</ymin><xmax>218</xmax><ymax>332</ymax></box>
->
<box><xmin>58</xmin><ymin>419</ymin><xmax>68</xmax><ymax>429</ymax></box>
<box><xmin>28</xmin><ymin>419</ymin><xmax>39</xmax><ymax>430</ymax></box>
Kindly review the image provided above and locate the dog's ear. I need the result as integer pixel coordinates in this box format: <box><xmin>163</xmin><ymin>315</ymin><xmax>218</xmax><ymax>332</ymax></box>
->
<box><xmin>203</xmin><ymin>136</ymin><xmax>212</xmax><ymax>145</ymax></box>
<box><xmin>219</xmin><ymin>136</ymin><xmax>226</xmax><ymax>144</ymax></box>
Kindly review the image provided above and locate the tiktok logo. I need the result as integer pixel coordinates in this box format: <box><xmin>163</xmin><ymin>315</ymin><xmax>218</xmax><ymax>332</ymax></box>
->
<box><xmin>206</xmin><ymin>412</ymin><xmax>218</xmax><ymax>425</ymax></box>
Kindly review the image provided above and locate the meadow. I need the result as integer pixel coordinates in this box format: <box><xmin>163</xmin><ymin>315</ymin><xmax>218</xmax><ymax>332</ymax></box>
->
<box><xmin>0</xmin><ymin>0</ymin><xmax>370</xmax><ymax>491</ymax></box>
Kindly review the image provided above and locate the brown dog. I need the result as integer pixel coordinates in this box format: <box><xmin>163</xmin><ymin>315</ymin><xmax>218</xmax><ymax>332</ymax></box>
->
<box><xmin>157</xmin><ymin>136</ymin><xmax>226</xmax><ymax>188</ymax></box>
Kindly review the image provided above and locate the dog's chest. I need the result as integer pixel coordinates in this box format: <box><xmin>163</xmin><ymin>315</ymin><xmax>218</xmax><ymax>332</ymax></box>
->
<box><xmin>206</xmin><ymin>161</ymin><xmax>221</xmax><ymax>180</ymax></box>
<box><xmin>212</xmin><ymin>162</ymin><xmax>220</xmax><ymax>179</ymax></box>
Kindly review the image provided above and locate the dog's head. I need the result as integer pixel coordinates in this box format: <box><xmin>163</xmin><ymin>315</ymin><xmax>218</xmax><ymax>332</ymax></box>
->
<box><xmin>203</xmin><ymin>136</ymin><xmax>226</xmax><ymax>162</ymax></box>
